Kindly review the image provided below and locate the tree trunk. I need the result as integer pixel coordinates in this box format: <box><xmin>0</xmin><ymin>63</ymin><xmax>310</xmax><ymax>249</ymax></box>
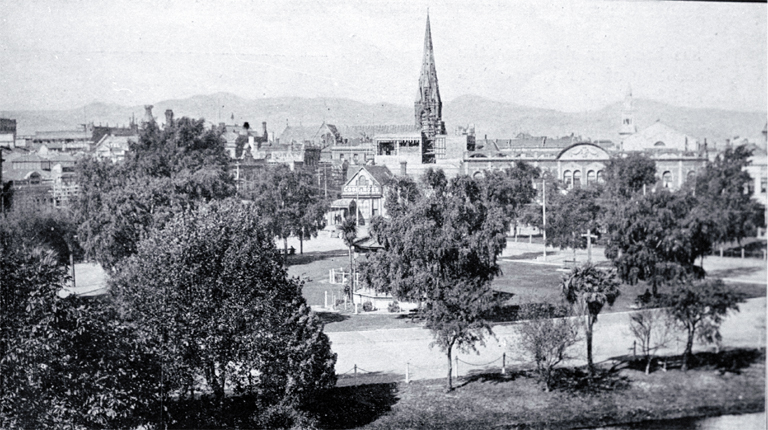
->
<box><xmin>446</xmin><ymin>348</ymin><xmax>453</xmax><ymax>392</ymax></box>
<box><xmin>283</xmin><ymin>237</ymin><xmax>288</xmax><ymax>265</ymax></box>
<box><xmin>682</xmin><ymin>326</ymin><xmax>695</xmax><ymax>371</ymax></box>
<box><xmin>586</xmin><ymin>314</ymin><xmax>594</xmax><ymax>378</ymax></box>
<box><xmin>300</xmin><ymin>230</ymin><xmax>304</xmax><ymax>255</ymax></box>
<box><xmin>645</xmin><ymin>355</ymin><xmax>652</xmax><ymax>375</ymax></box>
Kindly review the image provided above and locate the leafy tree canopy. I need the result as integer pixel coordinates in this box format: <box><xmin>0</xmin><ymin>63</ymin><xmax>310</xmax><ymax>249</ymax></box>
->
<box><xmin>0</xmin><ymin>228</ymin><xmax>160</xmax><ymax>429</ymax></box>
<box><xmin>363</xmin><ymin>168</ymin><xmax>528</xmax><ymax>390</ymax></box>
<box><xmin>604</xmin><ymin>189</ymin><xmax>713</xmax><ymax>292</ymax></box>
<box><xmin>694</xmin><ymin>144</ymin><xmax>766</xmax><ymax>246</ymax></box>
<box><xmin>74</xmin><ymin>117</ymin><xmax>235</xmax><ymax>270</ymax></box>
<box><xmin>661</xmin><ymin>278</ymin><xmax>744</xmax><ymax>370</ymax></box>
<box><xmin>546</xmin><ymin>186</ymin><xmax>603</xmax><ymax>250</ymax></box>
<box><xmin>111</xmin><ymin>199</ymin><xmax>336</xmax><ymax>411</ymax></box>
<box><xmin>602</xmin><ymin>152</ymin><xmax>657</xmax><ymax>200</ymax></box>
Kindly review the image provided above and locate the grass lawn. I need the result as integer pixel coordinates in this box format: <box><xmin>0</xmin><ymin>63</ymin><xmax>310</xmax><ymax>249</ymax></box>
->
<box><xmin>292</xmin><ymin>251</ymin><xmax>766</xmax><ymax>332</ymax></box>
<box><xmin>306</xmin><ymin>349</ymin><xmax>765</xmax><ymax>430</ymax></box>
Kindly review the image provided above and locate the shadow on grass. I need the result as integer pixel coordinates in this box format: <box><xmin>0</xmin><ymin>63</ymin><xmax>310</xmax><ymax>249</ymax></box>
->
<box><xmin>306</xmin><ymin>381</ymin><xmax>400</xmax><ymax>429</ymax></box>
<box><xmin>708</xmin><ymin>265</ymin><xmax>764</xmax><ymax>279</ymax></box>
<box><xmin>549</xmin><ymin>366</ymin><xmax>631</xmax><ymax>393</ymax></box>
<box><xmin>285</xmin><ymin>250</ymin><xmax>348</xmax><ymax>266</ymax></box>
<box><xmin>484</xmin><ymin>301</ymin><xmax>568</xmax><ymax>324</ymax></box>
<box><xmin>458</xmin><ymin>368</ymin><xmax>525</xmax><ymax>387</ymax></box>
<box><xmin>165</xmin><ymin>394</ymin><xmax>261</xmax><ymax>429</ymax></box>
<box><xmin>622</xmin><ymin>347</ymin><xmax>765</xmax><ymax>375</ymax></box>
<box><xmin>315</xmin><ymin>311</ymin><xmax>350</xmax><ymax>325</ymax></box>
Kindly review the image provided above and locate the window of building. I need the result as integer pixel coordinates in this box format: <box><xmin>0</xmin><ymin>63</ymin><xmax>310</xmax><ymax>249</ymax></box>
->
<box><xmin>339</xmin><ymin>153</ymin><xmax>344</xmax><ymax>159</ymax></box>
<box><xmin>662</xmin><ymin>171</ymin><xmax>672</xmax><ymax>188</ymax></box>
<box><xmin>353</xmin><ymin>153</ymin><xmax>359</xmax><ymax>163</ymax></box>
<box><xmin>356</xmin><ymin>176</ymin><xmax>369</xmax><ymax>186</ymax></box>
<box><xmin>372</xmin><ymin>198</ymin><xmax>379</xmax><ymax>217</ymax></box>
<box><xmin>687</xmin><ymin>170</ymin><xmax>696</xmax><ymax>183</ymax></box>
<box><xmin>563</xmin><ymin>170</ymin><xmax>572</xmax><ymax>189</ymax></box>
<box><xmin>597</xmin><ymin>170</ymin><xmax>604</xmax><ymax>184</ymax></box>
<box><xmin>573</xmin><ymin>170</ymin><xmax>581</xmax><ymax>189</ymax></box>
<box><xmin>587</xmin><ymin>170</ymin><xmax>596</xmax><ymax>186</ymax></box>
<box><xmin>761</xmin><ymin>178</ymin><xmax>767</xmax><ymax>194</ymax></box>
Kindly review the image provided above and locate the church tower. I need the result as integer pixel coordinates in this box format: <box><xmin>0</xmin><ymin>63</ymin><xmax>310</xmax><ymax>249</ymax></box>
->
<box><xmin>619</xmin><ymin>85</ymin><xmax>637</xmax><ymax>137</ymax></box>
<box><xmin>414</xmin><ymin>13</ymin><xmax>446</xmax><ymax>139</ymax></box>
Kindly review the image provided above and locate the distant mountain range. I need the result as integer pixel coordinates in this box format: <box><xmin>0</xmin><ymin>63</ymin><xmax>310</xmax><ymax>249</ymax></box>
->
<box><xmin>4</xmin><ymin>93</ymin><xmax>766</xmax><ymax>143</ymax></box>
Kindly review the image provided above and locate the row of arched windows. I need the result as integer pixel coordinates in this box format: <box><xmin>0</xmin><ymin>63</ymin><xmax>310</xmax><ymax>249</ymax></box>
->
<box><xmin>563</xmin><ymin>170</ymin><xmax>603</xmax><ymax>189</ymax></box>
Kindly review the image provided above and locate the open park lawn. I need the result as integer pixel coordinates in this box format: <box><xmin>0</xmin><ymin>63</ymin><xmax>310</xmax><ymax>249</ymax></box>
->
<box><xmin>291</xmin><ymin>251</ymin><xmax>766</xmax><ymax>332</ymax></box>
<box><xmin>308</xmin><ymin>349</ymin><xmax>765</xmax><ymax>430</ymax></box>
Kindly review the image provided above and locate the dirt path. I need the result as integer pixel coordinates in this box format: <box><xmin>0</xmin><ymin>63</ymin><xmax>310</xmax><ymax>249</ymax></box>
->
<box><xmin>328</xmin><ymin>297</ymin><xmax>766</xmax><ymax>384</ymax></box>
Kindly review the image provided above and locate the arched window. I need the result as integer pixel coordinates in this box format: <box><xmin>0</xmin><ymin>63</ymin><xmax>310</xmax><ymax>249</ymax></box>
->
<box><xmin>587</xmin><ymin>170</ymin><xmax>596</xmax><ymax>186</ymax></box>
<box><xmin>654</xmin><ymin>141</ymin><xmax>666</xmax><ymax>147</ymax></box>
<box><xmin>573</xmin><ymin>170</ymin><xmax>582</xmax><ymax>189</ymax></box>
<box><xmin>662</xmin><ymin>171</ymin><xmax>672</xmax><ymax>188</ymax></box>
<box><xmin>686</xmin><ymin>170</ymin><xmax>696</xmax><ymax>182</ymax></box>
<box><xmin>356</xmin><ymin>176</ymin><xmax>369</xmax><ymax>186</ymax></box>
<box><xmin>563</xmin><ymin>170</ymin><xmax>572</xmax><ymax>189</ymax></box>
<box><xmin>473</xmin><ymin>171</ymin><xmax>485</xmax><ymax>179</ymax></box>
<box><xmin>597</xmin><ymin>170</ymin><xmax>604</xmax><ymax>184</ymax></box>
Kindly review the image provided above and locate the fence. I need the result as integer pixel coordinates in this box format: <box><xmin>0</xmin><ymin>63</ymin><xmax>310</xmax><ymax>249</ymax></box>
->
<box><xmin>334</xmin><ymin>353</ymin><xmax>511</xmax><ymax>388</ymax></box>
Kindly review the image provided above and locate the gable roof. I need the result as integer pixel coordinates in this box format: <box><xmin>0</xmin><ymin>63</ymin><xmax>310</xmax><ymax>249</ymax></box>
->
<box><xmin>346</xmin><ymin>165</ymin><xmax>393</xmax><ymax>186</ymax></box>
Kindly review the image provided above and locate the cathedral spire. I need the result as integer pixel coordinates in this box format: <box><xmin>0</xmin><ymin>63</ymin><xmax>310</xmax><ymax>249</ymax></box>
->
<box><xmin>415</xmin><ymin>12</ymin><xmax>445</xmax><ymax>138</ymax></box>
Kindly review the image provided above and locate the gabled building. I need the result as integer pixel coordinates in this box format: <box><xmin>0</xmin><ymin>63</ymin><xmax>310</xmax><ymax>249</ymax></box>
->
<box><xmin>326</xmin><ymin>165</ymin><xmax>393</xmax><ymax>228</ymax></box>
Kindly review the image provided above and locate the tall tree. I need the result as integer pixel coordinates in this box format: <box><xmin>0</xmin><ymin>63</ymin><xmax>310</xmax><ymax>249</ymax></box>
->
<box><xmin>602</xmin><ymin>152</ymin><xmax>657</xmax><ymax>200</ymax></box>
<box><xmin>546</xmin><ymin>186</ymin><xmax>603</xmax><ymax>253</ymax></box>
<box><xmin>560</xmin><ymin>263</ymin><xmax>620</xmax><ymax>378</ymax></box>
<box><xmin>363</xmin><ymin>169</ymin><xmax>512</xmax><ymax>391</ymax></box>
<box><xmin>604</xmin><ymin>189</ymin><xmax>713</xmax><ymax>294</ymax></box>
<box><xmin>111</xmin><ymin>199</ymin><xmax>336</xmax><ymax>413</ymax></box>
<box><xmin>250</xmin><ymin>165</ymin><xmax>327</xmax><ymax>259</ymax></box>
<box><xmin>74</xmin><ymin>117</ymin><xmax>235</xmax><ymax>270</ymax></box>
<box><xmin>694</xmin><ymin>144</ymin><xmax>766</xmax><ymax>247</ymax></box>
<box><xmin>478</xmin><ymin>161</ymin><xmax>540</xmax><ymax>232</ymax></box>
<box><xmin>662</xmin><ymin>278</ymin><xmax>744</xmax><ymax>371</ymax></box>
<box><xmin>0</xmin><ymin>228</ymin><xmax>160</xmax><ymax>429</ymax></box>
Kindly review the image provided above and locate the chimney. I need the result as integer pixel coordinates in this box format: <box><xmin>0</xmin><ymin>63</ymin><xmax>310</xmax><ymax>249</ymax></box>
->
<box><xmin>165</xmin><ymin>109</ymin><xmax>174</xmax><ymax>128</ymax></box>
<box><xmin>262</xmin><ymin>121</ymin><xmax>268</xmax><ymax>140</ymax></box>
<box><xmin>142</xmin><ymin>105</ymin><xmax>154</xmax><ymax>124</ymax></box>
<box><xmin>400</xmin><ymin>161</ymin><xmax>407</xmax><ymax>176</ymax></box>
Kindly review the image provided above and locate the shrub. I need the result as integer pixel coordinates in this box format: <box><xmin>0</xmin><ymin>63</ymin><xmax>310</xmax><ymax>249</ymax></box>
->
<box><xmin>514</xmin><ymin>305</ymin><xmax>580</xmax><ymax>391</ymax></box>
<box><xmin>388</xmin><ymin>301</ymin><xmax>401</xmax><ymax>313</ymax></box>
<box><xmin>363</xmin><ymin>301</ymin><xmax>373</xmax><ymax>312</ymax></box>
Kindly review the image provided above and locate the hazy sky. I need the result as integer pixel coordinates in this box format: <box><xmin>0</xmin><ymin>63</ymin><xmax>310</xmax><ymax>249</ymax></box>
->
<box><xmin>1</xmin><ymin>0</ymin><xmax>765</xmax><ymax>112</ymax></box>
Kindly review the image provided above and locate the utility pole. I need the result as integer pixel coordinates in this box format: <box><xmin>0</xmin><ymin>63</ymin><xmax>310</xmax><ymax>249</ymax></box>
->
<box><xmin>0</xmin><ymin>146</ymin><xmax>4</xmax><ymax>217</ymax></box>
<box><xmin>324</xmin><ymin>164</ymin><xmax>328</xmax><ymax>199</ymax></box>
<box><xmin>542</xmin><ymin>180</ymin><xmax>546</xmax><ymax>261</ymax></box>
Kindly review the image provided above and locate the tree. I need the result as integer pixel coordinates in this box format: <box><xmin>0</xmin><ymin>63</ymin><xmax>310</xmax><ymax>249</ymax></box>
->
<box><xmin>250</xmin><ymin>165</ymin><xmax>327</xmax><ymax>259</ymax></box>
<box><xmin>514</xmin><ymin>304</ymin><xmax>579</xmax><ymax>391</ymax></box>
<box><xmin>111</xmin><ymin>199</ymin><xmax>336</xmax><ymax>412</ymax></box>
<box><xmin>1</xmin><ymin>207</ymin><xmax>84</xmax><ymax>266</ymax></box>
<box><xmin>0</xmin><ymin>228</ymin><xmax>160</xmax><ymax>429</ymax></box>
<box><xmin>561</xmin><ymin>263</ymin><xmax>620</xmax><ymax>378</ymax></box>
<box><xmin>74</xmin><ymin>117</ymin><xmax>235</xmax><ymax>270</ymax></box>
<box><xmin>363</xmin><ymin>170</ymin><xmax>511</xmax><ymax>391</ymax></box>
<box><xmin>602</xmin><ymin>152</ymin><xmax>657</xmax><ymax>200</ymax></box>
<box><xmin>661</xmin><ymin>278</ymin><xmax>744</xmax><ymax>371</ymax></box>
<box><xmin>478</xmin><ymin>161</ymin><xmax>539</xmax><ymax>232</ymax></box>
<box><xmin>628</xmin><ymin>307</ymin><xmax>673</xmax><ymax>374</ymax></box>
<box><xmin>604</xmin><ymin>189</ymin><xmax>713</xmax><ymax>294</ymax></box>
<box><xmin>546</xmin><ymin>186</ymin><xmax>602</xmax><ymax>254</ymax></box>
<box><xmin>694</xmin><ymin>144</ymin><xmax>766</xmax><ymax>247</ymax></box>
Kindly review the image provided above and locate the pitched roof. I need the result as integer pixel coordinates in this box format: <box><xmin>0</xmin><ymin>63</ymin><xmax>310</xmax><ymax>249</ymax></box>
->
<box><xmin>362</xmin><ymin>165</ymin><xmax>393</xmax><ymax>185</ymax></box>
